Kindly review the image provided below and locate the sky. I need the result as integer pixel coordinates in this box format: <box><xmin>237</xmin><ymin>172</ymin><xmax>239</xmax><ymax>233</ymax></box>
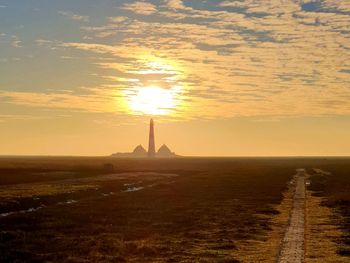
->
<box><xmin>0</xmin><ymin>0</ymin><xmax>349</xmax><ymax>156</ymax></box>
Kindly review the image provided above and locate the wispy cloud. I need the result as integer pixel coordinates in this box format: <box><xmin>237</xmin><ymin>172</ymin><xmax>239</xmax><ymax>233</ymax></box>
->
<box><xmin>0</xmin><ymin>89</ymin><xmax>128</xmax><ymax>114</ymax></box>
<box><xmin>4</xmin><ymin>0</ymin><xmax>350</xmax><ymax>120</ymax></box>
<box><xmin>165</xmin><ymin>0</ymin><xmax>192</xmax><ymax>10</ymax></box>
<box><xmin>122</xmin><ymin>1</ymin><xmax>157</xmax><ymax>15</ymax></box>
<box><xmin>219</xmin><ymin>1</ymin><xmax>243</xmax><ymax>8</ymax></box>
<box><xmin>58</xmin><ymin>11</ymin><xmax>89</xmax><ymax>22</ymax></box>
<box><xmin>11</xmin><ymin>35</ymin><xmax>22</xmax><ymax>48</ymax></box>
<box><xmin>0</xmin><ymin>114</ymin><xmax>48</xmax><ymax>122</ymax></box>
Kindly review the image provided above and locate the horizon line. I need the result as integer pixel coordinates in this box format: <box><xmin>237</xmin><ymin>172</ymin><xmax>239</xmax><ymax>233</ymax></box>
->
<box><xmin>0</xmin><ymin>155</ymin><xmax>350</xmax><ymax>158</ymax></box>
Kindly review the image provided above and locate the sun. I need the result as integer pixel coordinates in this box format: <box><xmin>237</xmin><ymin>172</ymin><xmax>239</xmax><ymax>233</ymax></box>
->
<box><xmin>128</xmin><ymin>86</ymin><xmax>178</xmax><ymax>115</ymax></box>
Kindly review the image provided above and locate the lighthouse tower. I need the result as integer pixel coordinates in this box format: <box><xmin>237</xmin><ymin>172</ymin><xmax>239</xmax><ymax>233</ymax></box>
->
<box><xmin>148</xmin><ymin>118</ymin><xmax>156</xmax><ymax>158</ymax></box>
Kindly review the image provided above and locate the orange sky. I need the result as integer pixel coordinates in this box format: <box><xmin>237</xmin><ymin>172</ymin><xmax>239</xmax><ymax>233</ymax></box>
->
<box><xmin>0</xmin><ymin>0</ymin><xmax>349</xmax><ymax>156</ymax></box>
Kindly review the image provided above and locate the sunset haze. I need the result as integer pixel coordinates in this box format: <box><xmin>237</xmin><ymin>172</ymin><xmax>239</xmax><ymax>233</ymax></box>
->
<box><xmin>1</xmin><ymin>0</ymin><xmax>349</xmax><ymax>156</ymax></box>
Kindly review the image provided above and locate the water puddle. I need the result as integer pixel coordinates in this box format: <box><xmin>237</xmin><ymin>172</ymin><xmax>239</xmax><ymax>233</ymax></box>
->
<box><xmin>101</xmin><ymin>192</ymin><xmax>115</xmax><ymax>197</ymax></box>
<box><xmin>58</xmin><ymin>199</ymin><xmax>77</xmax><ymax>205</ymax></box>
<box><xmin>0</xmin><ymin>205</ymin><xmax>45</xmax><ymax>218</ymax></box>
<box><xmin>122</xmin><ymin>186</ymin><xmax>145</xmax><ymax>193</ymax></box>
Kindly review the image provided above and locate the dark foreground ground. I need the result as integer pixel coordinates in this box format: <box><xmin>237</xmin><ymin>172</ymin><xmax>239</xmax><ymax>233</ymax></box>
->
<box><xmin>0</xmin><ymin>157</ymin><xmax>349</xmax><ymax>262</ymax></box>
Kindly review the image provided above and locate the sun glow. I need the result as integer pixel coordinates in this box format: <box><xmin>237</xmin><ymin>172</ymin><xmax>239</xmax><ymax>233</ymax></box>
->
<box><xmin>120</xmin><ymin>55</ymin><xmax>186</xmax><ymax>116</ymax></box>
<box><xmin>128</xmin><ymin>86</ymin><xmax>180</xmax><ymax>115</ymax></box>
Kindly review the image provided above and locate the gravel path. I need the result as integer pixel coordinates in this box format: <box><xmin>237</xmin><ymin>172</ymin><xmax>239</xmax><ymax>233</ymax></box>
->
<box><xmin>278</xmin><ymin>169</ymin><xmax>306</xmax><ymax>263</ymax></box>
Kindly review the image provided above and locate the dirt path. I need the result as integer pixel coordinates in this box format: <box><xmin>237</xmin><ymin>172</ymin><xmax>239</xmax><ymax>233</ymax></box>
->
<box><xmin>277</xmin><ymin>169</ymin><xmax>306</xmax><ymax>263</ymax></box>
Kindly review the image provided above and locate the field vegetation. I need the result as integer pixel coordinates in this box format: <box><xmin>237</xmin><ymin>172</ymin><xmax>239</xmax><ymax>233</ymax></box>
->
<box><xmin>0</xmin><ymin>157</ymin><xmax>349</xmax><ymax>262</ymax></box>
<box><xmin>307</xmin><ymin>160</ymin><xmax>350</xmax><ymax>259</ymax></box>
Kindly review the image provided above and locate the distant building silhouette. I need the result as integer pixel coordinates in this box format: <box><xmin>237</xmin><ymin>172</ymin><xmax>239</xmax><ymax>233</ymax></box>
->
<box><xmin>148</xmin><ymin>118</ymin><xmax>156</xmax><ymax>158</ymax></box>
<box><xmin>133</xmin><ymin>145</ymin><xmax>147</xmax><ymax>157</ymax></box>
<box><xmin>157</xmin><ymin>144</ymin><xmax>176</xmax><ymax>158</ymax></box>
<box><xmin>111</xmin><ymin>119</ymin><xmax>178</xmax><ymax>158</ymax></box>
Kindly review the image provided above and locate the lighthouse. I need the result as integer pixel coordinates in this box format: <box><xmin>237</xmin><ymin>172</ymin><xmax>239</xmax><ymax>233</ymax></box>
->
<box><xmin>111</xmin><ymin>118</ymin><xmax>177</xmax><ymax>158</ymax></box>
<box><xmin>148</xmin><ymin>118</ymin><xmax>156</xmax><ymax>158</ymax></box>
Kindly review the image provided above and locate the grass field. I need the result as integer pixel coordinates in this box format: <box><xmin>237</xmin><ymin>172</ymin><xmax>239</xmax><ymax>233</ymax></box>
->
<box><xmin>307</xmin><ymin>161</ymin><xmax>350</xmax><ymax>259</ymax></box>
<box><xmin>0</xmin><ymin>157</ymin><xmax>349</xmax><ymax>262</ymax></box>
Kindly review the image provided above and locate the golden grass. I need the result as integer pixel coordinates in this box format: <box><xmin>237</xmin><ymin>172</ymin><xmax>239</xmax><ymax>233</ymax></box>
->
<box><xmin>305</xmin><ymin>191</ymin><xmax>348</xmax><ymax>263</ymax></box>
<box><xmin>0</xmin><ymin>183</ymin><xmax>96</xmax><ymax>200</ymax></box>
<box><xmin>0</xmin><ymin>172</ymin><xmax>176</xmax><ymax>200</ymax></box>
<box><xmin>234</xmin><ymin>178</ymin><xmax>295</xmax><ymax>262</ymax></box>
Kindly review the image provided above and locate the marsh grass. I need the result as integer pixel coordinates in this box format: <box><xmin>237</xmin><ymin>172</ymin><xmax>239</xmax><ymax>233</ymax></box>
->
<box><xmin>307</xmin><ymin>164</ymin><xmax>350</xmax><ymax>260</ymax></box>
<box><xmin>0</xmin><ymin>157</ymin><xmax>349</xmax><ymax>262</ymax></box>
<box><xmin>305</xmin><ymin>190</ymin><xmax>348</xmax><ymax>262</ymax></box>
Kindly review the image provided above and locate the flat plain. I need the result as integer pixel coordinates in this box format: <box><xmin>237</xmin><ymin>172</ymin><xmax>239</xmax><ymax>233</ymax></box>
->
<box><xmin>0</xmin><ymin>157</ymin><xmax>349</xmax><ymax>262</ymax></box>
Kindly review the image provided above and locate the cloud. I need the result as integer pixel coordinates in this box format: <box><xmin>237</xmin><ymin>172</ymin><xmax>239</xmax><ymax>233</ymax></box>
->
<box><xmin>0</xmin><ymin>88</ymin><xmax>130</xmax><ymax>114</ymax></box>
<box><xmin>219</xmin><ymin>1</ymin><xmax>243</xmax><ymax>8</ymax></box>
<box><xmin>11</xmin><ymin>35</ymin><xmax>22</xmax><ymax>48</ymax></box>
<box><xmin>0</xmin><ymin>114</ymin><xmax>48</xmax><ymax>122</ymax></box>
<box><xmin>58</xmin><ymin>11</ymin><xmax>89</xmax><ymax>22</ymax></box>
<box><xmin>165</xmin><ymin>0</ymin><xmax>191</xmax><ymax>10</ymax></box>
<box><xmin>14</xmin><ymin>0</ymin><xmax>350</xmax><ymax>119</ymax></box>
<box><xmin>122</xmin><ymin>1</ymin><xmax>157</xmax><ymax>15</ymax></box>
